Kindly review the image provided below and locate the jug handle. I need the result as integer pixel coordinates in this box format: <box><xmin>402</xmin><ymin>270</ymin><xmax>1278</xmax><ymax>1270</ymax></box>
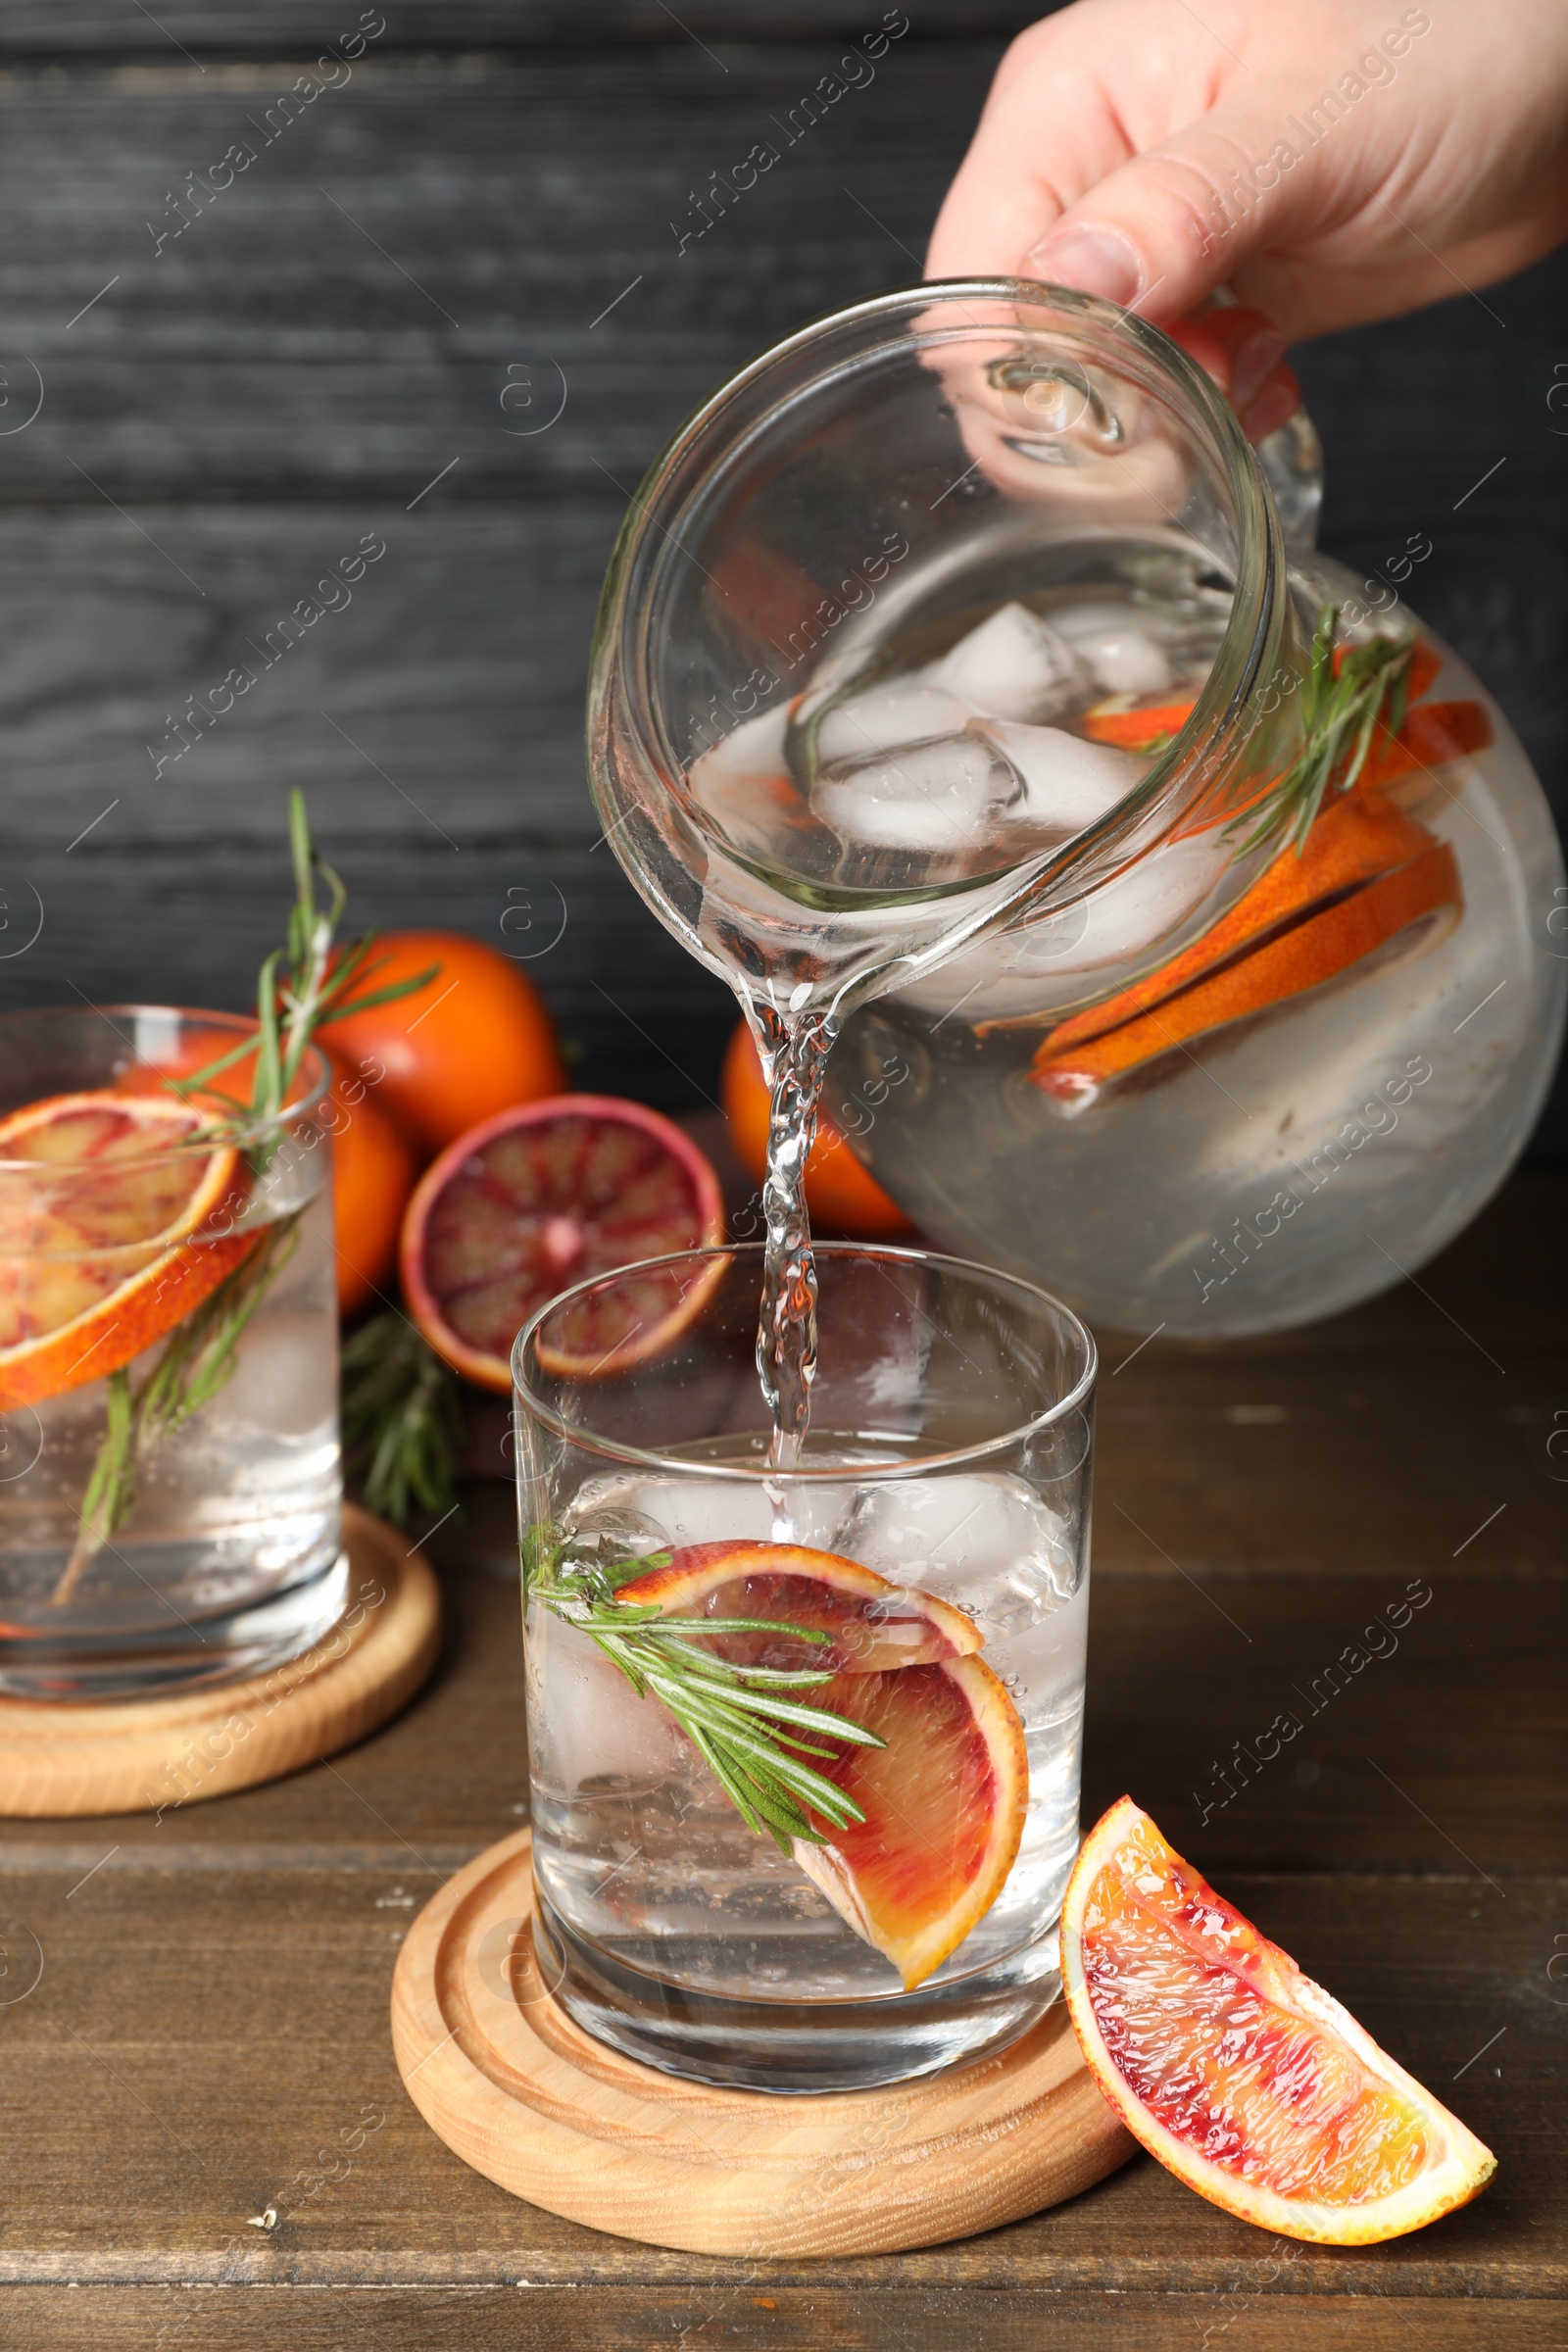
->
<box><xmin>1199</xmin><ymin>286</ymin><xmax>1324</xmax><ymax>548</ymax></box>
<box><xmin>1256</xmin><ymin>402</ymin><xmax>1324</xmax><ymax>550</ymax></box>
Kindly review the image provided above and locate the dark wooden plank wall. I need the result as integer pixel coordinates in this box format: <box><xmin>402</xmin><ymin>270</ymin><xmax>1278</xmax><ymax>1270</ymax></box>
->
<box><xmin>0</xmin><ymin>1</ymin><xmax>1563</xmax><ymax>1135</ymax></box>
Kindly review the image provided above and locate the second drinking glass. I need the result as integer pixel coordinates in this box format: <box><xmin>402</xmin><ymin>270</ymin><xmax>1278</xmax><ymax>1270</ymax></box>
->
<box><xmin>514</xmin><ymin>1241</ymin><xmax>1095</xmax><ymax>2093</ymax></box>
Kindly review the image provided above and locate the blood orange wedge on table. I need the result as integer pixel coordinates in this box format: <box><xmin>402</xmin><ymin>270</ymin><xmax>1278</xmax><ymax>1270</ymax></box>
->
<box><xmin>1061</xmin><ymin>1797</ymin><xmax>1495</xmax><ymax>2243</ymax></box>
<box><xmin>615</xmin><ymin>1542</ymin><xmax>1028</xmax><ymax>1992</ymax></box>
<box><xmin>0</xmin><ymin>1092</ymin><xmax>249</xmax><ymax>1411</ymax></box>
<box><xmin>402</xmin><ymin>1096</ymin><xmax>725</xmax><ymax>1391</ymax></box>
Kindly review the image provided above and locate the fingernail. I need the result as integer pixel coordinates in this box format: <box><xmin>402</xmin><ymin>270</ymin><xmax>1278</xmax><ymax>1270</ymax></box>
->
<box><xmin>1024</xmin><ymin>226</ymin><xmax>1144</xmax><ymax>308</ymax></box>
<box><xmin>1229</xmin><ymin>328</ymin><xmax>1288</xmax><ymax>410</ymax></box>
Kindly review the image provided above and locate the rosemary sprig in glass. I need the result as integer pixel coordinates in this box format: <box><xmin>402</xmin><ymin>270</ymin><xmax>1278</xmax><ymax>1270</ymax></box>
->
<box><xmin>65</xmin><ymin>1216</ymin><xmax>304</xmax><ymax>1598</ymax></box>
<box><xmin>1226</xmin><ymin>604</ymin><xmax>1417</xmax><ymax>860</ymax></box>
<box><xmin>54</xmin><ymin>790</ymin><xmax>432</xmax><ymax>1603</ymax></box>
<box><xmin>168</xmin><ymin>789</ymin><xmax>433</xmax><ymax>1135</ymax></box>
<box><xmin>523</xmin><ymin>1525</ymin><xmax>884</xmax><ymax>1851</ymax></box>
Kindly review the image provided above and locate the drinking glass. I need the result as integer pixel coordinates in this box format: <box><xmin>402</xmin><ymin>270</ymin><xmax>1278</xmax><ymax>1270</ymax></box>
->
<box><xmin>514</xmin><ymin>1241</ymin><xmax>1095</xmax><ymax>2093</ymax></box>
<box><xmin>0</xmin><ymin>1005</ymin><xmax>346</xmax><ymax>1697</ymax></box>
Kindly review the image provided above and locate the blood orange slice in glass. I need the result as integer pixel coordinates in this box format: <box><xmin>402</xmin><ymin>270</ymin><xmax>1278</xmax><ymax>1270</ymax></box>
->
<box><xmin>1061</xmin><ymin>1797</ymin><xmax>1496</xmax><ymax>2242</ymax></box>
<box><xmin>791</xmin><ymin>1655</ymin><xmax>1028</xmax><ymax>1991</ymax></box>
<box><xmin>0</xmin><ymin>1091</ymin><xmax>247</xmax><ymax>1410</ymax></box>
<box><xmin>616</xmin><ymin>1541</ymin><xmax>1027</xmax><ymax>1991</ymax></box>
<box><xmin>401</xmin><ymin>1095</ymin><xmax>725</xmax><ymax>1392</ymax></box>
<box><xmin>612</xmin><ymin>1539</ymin><xmax>984</xmax><ymax>1673</ymax></box>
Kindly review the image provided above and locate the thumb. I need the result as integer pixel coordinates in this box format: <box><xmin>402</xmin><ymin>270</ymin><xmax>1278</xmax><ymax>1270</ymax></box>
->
<box><xmin>1021</xmin><ymin>106</ymin><xmax>1330</xmax><ymax>323</ymax></box>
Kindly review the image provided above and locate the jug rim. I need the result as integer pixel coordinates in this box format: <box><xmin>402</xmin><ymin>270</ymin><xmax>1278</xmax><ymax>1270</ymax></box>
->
<box><xmin>590</xmin><ymin>276</ymin><xmax>1292</xmax><ymax>925</ymax></box>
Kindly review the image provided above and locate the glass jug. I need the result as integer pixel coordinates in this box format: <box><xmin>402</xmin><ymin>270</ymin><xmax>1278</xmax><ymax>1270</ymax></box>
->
<box><xmin>589</xmin><ymin>283</ymin><xmax>1565</xmax><ymax>1337</ymax></box>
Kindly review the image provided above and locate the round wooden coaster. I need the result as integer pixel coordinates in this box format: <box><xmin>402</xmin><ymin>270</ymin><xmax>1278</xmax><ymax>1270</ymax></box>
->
<box><xmin>0</xmin><ymin>1504</ymin><xmax>441</xmax><ymax>1818</ymax></box>
<box><xmin>391</xmin><ymin>1829</ymin><xmax>1136</xmax><ymax>2257</ymax></box>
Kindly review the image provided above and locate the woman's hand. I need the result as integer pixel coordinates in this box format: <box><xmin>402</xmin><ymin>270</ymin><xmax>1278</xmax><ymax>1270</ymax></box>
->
<box><xmin>928</xmin><ymin>0</ymin><xmax>1568</xmax><ymax>345</ymax></box>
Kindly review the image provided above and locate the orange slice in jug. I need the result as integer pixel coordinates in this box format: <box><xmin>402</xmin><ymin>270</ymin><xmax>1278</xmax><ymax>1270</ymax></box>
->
<box><xmin>1360</xmin><ymin>697</ymin><xmax>1494</xmax><ymax>797</ymax></box>
<box><xmin>1079</xmin><ymin>696</ymin><xmax>1200</xmax><ymax>753</ymax></box>
<box><xmin>1025</xmin><ymin>790</ymin><xmax>1462</xmax><ymax>1106</ymax></box>
<box><xmin>1034</xmin><ymin>638</ymin><xmax>1488</xmax><ymax>1100</ymax></box>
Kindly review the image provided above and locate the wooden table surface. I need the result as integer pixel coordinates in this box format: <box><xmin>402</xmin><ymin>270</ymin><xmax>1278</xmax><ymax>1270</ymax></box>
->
<box><xmin>2</xmin><ymin>1166</ymin><xmax>1563</xmax><ymax>2350</ymax></box>
<box><xmin>0</xmin><ymin>6</ymin><xmax>1561</xmax><ymax>2341</ymax></box>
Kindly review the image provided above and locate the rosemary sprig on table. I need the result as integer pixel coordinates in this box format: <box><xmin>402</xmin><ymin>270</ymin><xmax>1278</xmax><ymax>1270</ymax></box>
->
<box><xmin>341</xmin><ymin>1311</ymin><xmax>464</xmax><ymax>1527</ymax></box>
<box><xmin>523</xmin><ymin>1525</ymin><xmax>884</xmax><ymax>1852</ymax></box>
<box><xmin>54</xmin><ymin>791</ymin><xmax>431</xmax><ymax>1603</ymax></box>
<box><xmin>1227</xmin><ymin>604</ymin><xmax>1417</xmax><ymax>859</ymax></box>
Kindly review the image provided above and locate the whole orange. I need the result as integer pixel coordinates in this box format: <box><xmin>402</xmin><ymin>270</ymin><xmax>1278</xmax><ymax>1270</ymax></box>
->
<box><xmin>721</xmin><ymin>1019</ymin><xmax>913</xmax><ymax>1240</ymax></box>
<box><xmin>326</xmin><ymin>1060</ymin><xmax>419</xmax><ymax>1318</ymax></box>
<box><xmin>322</xmin><ymin>929</ymin><xmax>566</xmax><ymax>1156</ymax></box>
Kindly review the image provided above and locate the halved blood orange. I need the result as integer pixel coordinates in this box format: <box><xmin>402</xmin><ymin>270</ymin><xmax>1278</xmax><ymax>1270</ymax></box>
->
<box><xmin>1061</xmin><ymin>1798</ymin><xmax>1496</xmax><ymax>2243</ymax></box>
<box><xmin>0</xmin><ymin>1092</ymin><xmax>249</xmax><ymax>1411</ymax></box>
<box><xmin>401</xmin><ymin>1095</ymin><xmax>725</xmax><ymax>1391</ymax></box>
<box><xmin>612</xmin><ymin>1539</ymin><xmax>984</xmax><ymax>1674</ymax></box>
<box><xmin>616</xmin><ymin>1541</ymin><xmax>1026</xmax><ymax>1991</ymax></box>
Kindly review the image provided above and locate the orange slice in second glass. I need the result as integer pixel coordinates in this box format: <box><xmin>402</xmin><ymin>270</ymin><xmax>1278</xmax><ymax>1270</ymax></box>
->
<box><xmin>612</xmin><ymin>1539</ymin><xmax>985</xmax><ymax>1673</ymax></box>
<box><xmin>1061</xmin><ymin>1796</ymin><xmax>1495</xmax><ymax>2242</ymax></box>
<box><xmin>790</xmin><ymin>1653</ymin><xmax>1029</xmax><ymax>1991</ymax></box>
<box><xmin>0</xmin><ymin>1091</ymin><xmax>248</xmax><ymax>1411</ymax></box>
